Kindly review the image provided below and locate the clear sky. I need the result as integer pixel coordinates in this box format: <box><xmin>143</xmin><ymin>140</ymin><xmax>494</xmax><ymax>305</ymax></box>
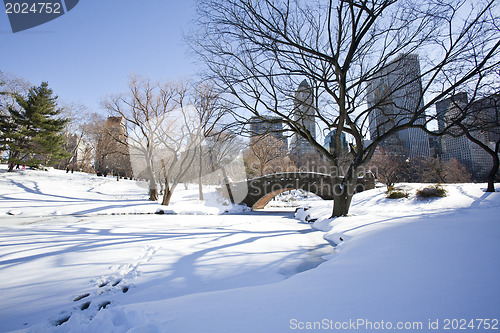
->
<box><xmin>0</xmin><ymin>1</ymin><xmax>198</xmax><ymax>113</ymax></box>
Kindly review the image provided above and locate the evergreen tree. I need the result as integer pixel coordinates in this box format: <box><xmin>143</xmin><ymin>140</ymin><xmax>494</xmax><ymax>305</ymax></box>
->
<box><xmin>0</xmin><ymin>82</ymin><xmax>69</xmax><ymax>171</ymax></box>
<box><xmin>0</xmin><ymin>79</ymin><xmax>19</xmax><ymax>165</ymax></box>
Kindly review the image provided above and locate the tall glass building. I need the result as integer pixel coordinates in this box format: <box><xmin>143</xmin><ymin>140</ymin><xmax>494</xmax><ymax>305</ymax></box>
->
<box><xmin>367</xmin><ymin>54</ymin><xmax>430</xmax><ymax>158</ymax></box>
<box><xmin>324</xmin><ymin>129</ymin><xmax>348</xmax><ymax>154</ymax></box>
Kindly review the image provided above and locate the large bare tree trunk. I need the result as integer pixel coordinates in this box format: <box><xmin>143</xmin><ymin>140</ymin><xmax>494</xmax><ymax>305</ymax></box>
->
<box><xmin>462</xmin><ymin>127</ymin><xmax>499</xmax><ymax>193</ymax></box>
<box><xmin>331</xmin><ymin>176</ymin><xmax>356</xmax><ymax>217</ymax></box>
<box><xmin>147</xmin><ymin>169</ymin><xmax>158</xmax><ymax>201</ymax></box>
<box><xmin>161</xmin><ymin>176</ymin><xmax>177</xmax><ymax>205</ymax></box>
<box><xmin>332</xmin><ymin>192</ymin><xmax>352</xmax><ymax>217</ymax></box>
<box><xmin>198</xmin><ymin>151</ymin><xmax>204</xmax><ymax>200</ymax></box>
<box><xmin>486</xmin><ymin>151</ymin><xmax>499</xmax><ymax>192</ymax></box>
<box><xmin>145</xmin><ymin>149</ymin><xmax>158</xmax><ymax>201</ymax></box>
<box><xmin>161</xmin><ymin>159</ymin><xmax>176</xmax><ymax>206</ymax></box>
<box><xmin>221</xmin><ymin>166</ymin><xmax>235</xmax><ymax>204</ymax></box>
<box><xmin>162</xmin><ymin>185</ymin><xmax>174</xmax><ymax>206</ymax></box>
<box><xmin>149</xmin><ymin>188</ymin><xmax>158</xmax><ymax>201</ymax></box>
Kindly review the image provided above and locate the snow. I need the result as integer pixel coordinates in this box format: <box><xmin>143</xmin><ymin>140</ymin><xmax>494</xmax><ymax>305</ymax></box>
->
<box><xmin>0</xmin><ymin>167</ymin><xmax>499</xmax><ymax>332</ymax></box>
<box><xmin>0</xmin><ymin>166</ymin><xmax>230</xmax><ymax>216</ymax></box>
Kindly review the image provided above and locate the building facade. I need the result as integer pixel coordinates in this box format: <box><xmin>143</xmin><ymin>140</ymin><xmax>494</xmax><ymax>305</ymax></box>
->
<box><xmin>249</xmin><ymin>116</ymin><xmax>288</xmax><ymax>150</ymax></box>
<box><xmin>324</xmin><ymin>129</ymin><xmax>348</xmax><ymax>154</ymax></box>
<box><xmin>95</xmin><ymin>116</ymin><xmax>133</xmax><ymax>178</ymax></box>
<box><xmin>435</xmin><ymin>92</ymin><xmax>468</xmax><ymax>133</ymax></box>
<box><xmin>439</xmin><ymin>93</ymin><xmax>500</xmax><ymax>180</ymax></box>
<box><xmin>367</xmin><ymin>54</ymin><xmax>431</xmax><ymax>158</ymax></box>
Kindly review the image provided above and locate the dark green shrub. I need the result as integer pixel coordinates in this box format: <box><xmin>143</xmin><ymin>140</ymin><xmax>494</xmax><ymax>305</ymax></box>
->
<box><xmin>416</xmin><ymin>184</ymin><xmax>447</xmax><ymax>198</ymax></box>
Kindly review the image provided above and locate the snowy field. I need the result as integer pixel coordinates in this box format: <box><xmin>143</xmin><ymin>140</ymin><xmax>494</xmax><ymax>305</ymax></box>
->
<box><xmin>0</xmin><ymin>166</ymin><xmax>229</xmax><ymax>216</ymax></box>
<box><xmin>0</xmin><ymin>166</ymin><xmax>499</xmax><ymax>332</ymax></box>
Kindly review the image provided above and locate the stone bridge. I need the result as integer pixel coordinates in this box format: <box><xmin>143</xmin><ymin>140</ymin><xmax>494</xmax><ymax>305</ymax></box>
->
<box><xmin>223</xmin><ymin>172</ymin><xmax>375</xmax><ymax>209</ymax></box>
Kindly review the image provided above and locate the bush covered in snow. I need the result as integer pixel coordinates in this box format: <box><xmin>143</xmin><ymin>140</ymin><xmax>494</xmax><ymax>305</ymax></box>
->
<box><xmin>416</xmin><ymin>184</ymin><xmax>447</xmax><ymax>198</ymax></box>
<box><xmin>386</xmin><ymin>186</ymin><xmax>409</xmax><ymax>199</ymax></box>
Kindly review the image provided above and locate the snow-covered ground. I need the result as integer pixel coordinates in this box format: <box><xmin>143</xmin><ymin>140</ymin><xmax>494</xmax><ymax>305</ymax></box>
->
<box><xmin>1</xmin><ymin>167</ymin><xmax>499</xmax><ymax>332</ymax></box>
<box><xmin>0</xmin><ymin>166</ymin><xmax>228</xmax><ymax>216</ymax></box>
<box><xmin>266</xmin><ymin>189</ymin><xmax>322</xmax><ymax>208</ymax></box>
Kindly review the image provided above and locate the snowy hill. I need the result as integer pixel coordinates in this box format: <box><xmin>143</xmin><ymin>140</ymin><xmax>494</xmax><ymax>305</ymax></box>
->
<box><xmin>0</xmin><ymin>165</ymin><xmax>229</xmax><ymax>216</ymax></box>
<box><xmin>0</xmin><ymin>167</ymin><xmax>499</xmax><ymax>332</ymax></box>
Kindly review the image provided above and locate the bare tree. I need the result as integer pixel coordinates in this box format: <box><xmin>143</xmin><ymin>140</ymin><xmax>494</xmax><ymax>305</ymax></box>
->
<box><xmin>192</xmin><ymin>83</ymin><xmax>227</xmax><ymax>200</ymax></box>
<box><xmin>244</xmin><ymin>134</ymin><xmax>286</xmax><ymax>177</ymax></box>
<box><xmin>102</xmin><ymin>75</ymin><xmax>178</xmax><ymax>201</ymax></box>
<box><xmin>369</xmin><ymin>148</ymin><xmax>408</xmax><ymax>189</ymax></box>
<box><xmin>192</xmin><ymin>0</ymin><xmax>500</xmax><ymax>216</ymax></box>
<box><xmin>57</xmin><ymin>102</ymin><xmax>95</xmax><ymax>171</ymax></box>
<box><xmin>416</xmin><ymin>156</ymin><xmax>471</xmax><ymax>183</ymax></box>
<box><xmin>206</xmin><ymin>130</ymin><xmax>246</xmax><ymax>203</ymax></box>
<box><xmin>0</xmin><ymin>71</ymin><xmax>30</xmax><ymax>113</ymax></box>
<box><xmin>268</xmin><ymin>155</ymin><xmax>297</xmax><ymax>174</ymax></box>
<box><xmin>156</xmin><ymin>83</ymin><xmax>202</xmax><ymax>206</ymax></box>
<box><xmin>103</xmin><ymin>76</ymin><xmax>216</xmax><ymax>205</ymax></box>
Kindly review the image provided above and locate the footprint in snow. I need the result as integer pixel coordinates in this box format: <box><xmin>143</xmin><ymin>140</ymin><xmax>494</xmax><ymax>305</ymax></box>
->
<box><xmin>73</xmin><ymin>293</ymin><xmax>90</xmax><ymax>302</ymax></box>
<box><xmin>98</xmin><ymin>301</ymin><xmax>111</xmax><ymax>311</ymax></box>
<box><xmin>80</xmin><ymin>301</ymin><xmax>91</xmax><ymax>311</ymax></box>
<box><xmin>53</xmin><ymin>314</ymin><xmax>71</xmax><ymax>326</ymax></box>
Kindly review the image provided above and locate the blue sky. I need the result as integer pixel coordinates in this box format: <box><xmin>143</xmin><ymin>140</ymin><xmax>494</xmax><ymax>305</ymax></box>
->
<box><xmin>0</xmin><ymin>1</ymin><xmax>198</xmax><ymax>113</ymax></box>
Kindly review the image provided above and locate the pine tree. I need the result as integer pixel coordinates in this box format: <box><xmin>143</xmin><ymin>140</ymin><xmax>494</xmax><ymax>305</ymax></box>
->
<box><xmin>0</xmin><ymin>82</ymin><xmax>69</xmax><ymax>171</ymax></box>
<box><xmin>0</xmin><ymin>79</ymin><xmax>21</xmax><ymax>167</ymax></box>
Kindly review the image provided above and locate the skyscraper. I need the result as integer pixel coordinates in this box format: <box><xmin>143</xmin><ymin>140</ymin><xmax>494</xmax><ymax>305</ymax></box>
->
<box><xmin>433</xmin><ymin>92</ymin><xmax>469</xmax><ymax>158</ymax></box>
<box><xmin>290</xmin><ymin>79</ymin><xmax>317</xmax><ymax>156</ymax></box>
<box><xmin>367</xmin><ymin>54</ymin><xmax>430</xmax><ymax>158</ymax></box>
<box><xmin>435</xmin><ymin>92</ymin><xmax>468</xmax><ymax>132</ymax></box>
<box><xmin>439</xmin><ymin>93</ymin><xmax>500</xmax><ymax>180</ymax></box>
<box><xmin>324</xmin><ymin>129</ymin><xmax>348</xmax><ymax>154</ymax></box>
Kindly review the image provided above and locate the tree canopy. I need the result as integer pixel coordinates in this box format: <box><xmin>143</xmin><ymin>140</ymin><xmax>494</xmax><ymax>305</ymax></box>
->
<box><xmin>0</xmin><ymin>82</ymin><xmax>68</xmax><ymax>170</ymax></box>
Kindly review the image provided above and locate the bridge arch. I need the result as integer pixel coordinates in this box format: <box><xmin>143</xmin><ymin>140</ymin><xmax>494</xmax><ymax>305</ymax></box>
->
<box><xmin>224</xmin><ymin>172</ymin><xmax>374</xmax><ymax>209</ymax></box>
